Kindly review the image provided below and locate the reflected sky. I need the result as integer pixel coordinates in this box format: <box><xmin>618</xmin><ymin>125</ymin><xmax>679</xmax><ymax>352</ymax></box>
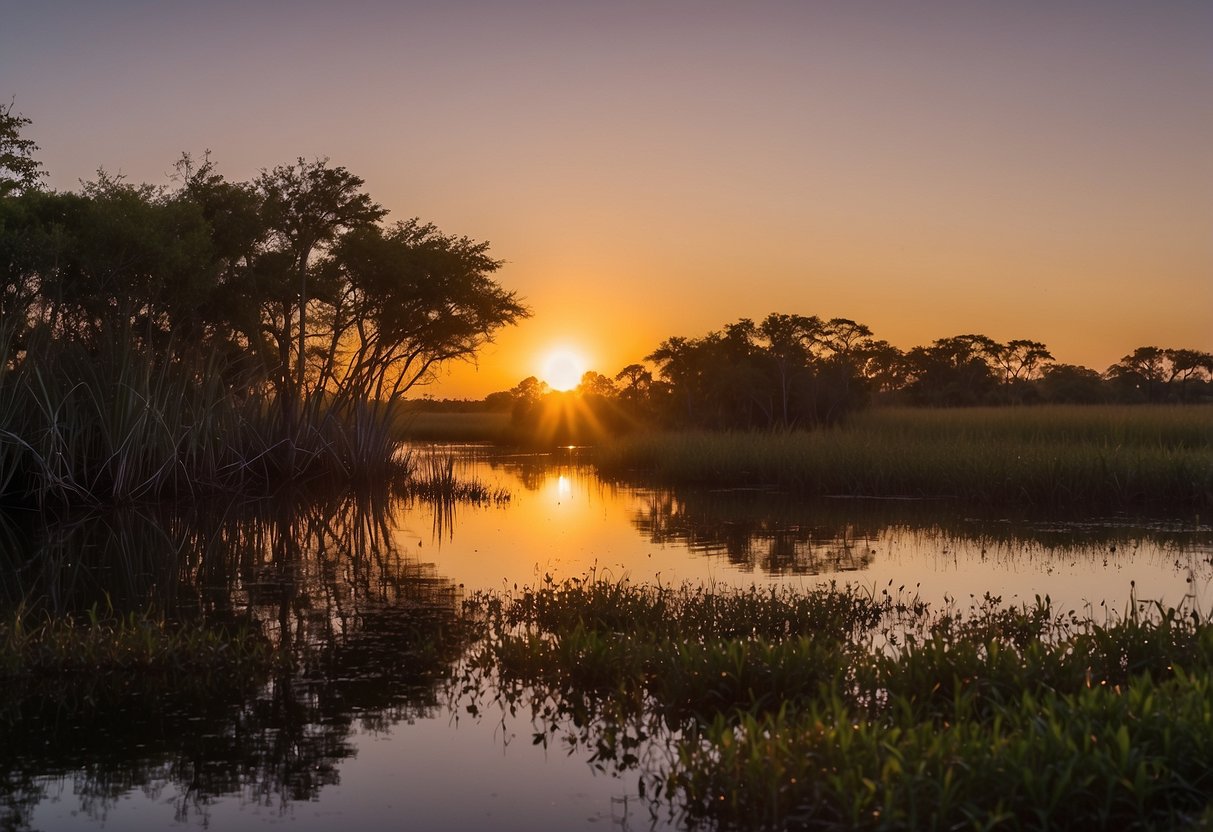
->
<box><xmin>397</xmin><ymin>447</ymin><xmax>1212</xmax><ymax>613</ymax></box>
<box><xmin>27</xmin><ymin>709</ymin><xmax>667</xmax><ymax>832</ymax></box>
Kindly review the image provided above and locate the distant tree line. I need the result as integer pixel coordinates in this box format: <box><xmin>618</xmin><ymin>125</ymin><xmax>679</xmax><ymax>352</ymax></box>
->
<box><xmin>0</xmin><ymin>106</ymin><xmax>526</xmax><ymax>502</ymax></box>
<box><xmin>492</xmin><ymin>314</ymin><xmax>1212</xmax><ymax>437</ymax></box>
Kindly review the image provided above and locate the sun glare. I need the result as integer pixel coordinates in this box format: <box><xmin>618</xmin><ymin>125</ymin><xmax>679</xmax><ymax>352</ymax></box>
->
<box><xmin>541</xmin><ymin>348</ymin><xmax>586</xmax><ymax>392</ymax></box>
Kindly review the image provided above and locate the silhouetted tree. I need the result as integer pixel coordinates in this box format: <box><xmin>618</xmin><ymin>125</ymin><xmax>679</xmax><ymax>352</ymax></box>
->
<box><xmin>614</xmin><ymin>363</ymin><xmax>652</xmax><ymax>402</ymax></box>
<box><xmin>994</xmin><ymin>339</ymin><xmax>1053</xmax><ymax>383</ymax></box>
<box><xmin>905</xmin><ymin>335</ymin><xmax>1001</xmax><ymax>405</ymax></box>
<box><xmin>577</xmin><ymin>370</ymin><xmax>617</xmax><ymax>397</ymax></box>
<box><xmin>0</xmin><ymin>128</ymin><xmax>530</xmax><ymax>492</ymax></box>
<box><xmin>851</xmin><ymin>339</ymin><xmax>908</xmax><ymax>394</ymax></box>
<box><xmin>644</xmin><ymin>313</ymin><xmax>872</xmax><ymax>429</ymax></box>
<box><xmin>756</xmin><ymin>313</ymin><xmax>819</xmax><ymax>427</ymax></box>
<box><xmin>251</xmin><ymin>159</ymin><xmax>386</xmax><ymax>433</ymax></box>
<box><xmin>1038</xmin><ymin>363</ymin><xmax>1109</xmax><ymax>404</ymax></box>
<box><xmin>1163</xmin><ymin>348</ymin><xmax>1213</xmax><ymax>402</ymax></box>
<box><xmin>0</xmin><ymin>101</ymin><xmax>45</xmax><ymax>196</ymax></box>
<box><xmin>1106</xmin><ymin>347</ymin><xmax>1167</xmax><ymax>402</ymax></box>
<box><xmin>817</xmin><ymin>317</ymin><xmax>872</xmax><ymax>356</ymax></box>
<box><xmin>323</xmin><ymin>220</ymin><xmax>527</xmax><ymax>407</ymax></box>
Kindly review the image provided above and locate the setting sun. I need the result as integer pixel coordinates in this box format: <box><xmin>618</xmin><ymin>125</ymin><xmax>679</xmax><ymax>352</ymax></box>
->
<box><xmin>540</xmin><ymin>348</ymin><xmax>587</xmax><ymax>392</ymax></box>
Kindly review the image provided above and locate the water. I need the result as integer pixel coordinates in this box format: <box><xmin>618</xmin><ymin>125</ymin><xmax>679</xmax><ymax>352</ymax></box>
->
<box><xmin>2</xmin><ymin>445</ymin><xmax>1210</xmax><ymax>831</ymax></box>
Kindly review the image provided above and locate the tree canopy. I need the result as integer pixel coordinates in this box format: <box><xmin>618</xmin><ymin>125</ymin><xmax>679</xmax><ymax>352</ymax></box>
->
<box><xmin>496</xmin><ymin>317</ymin><xmax>1212</xmax><ymax>437</ymax></box>
<box><xmin>0</xmin><ymin>101</ymin><xmax>45</xmax><ymax>196</ymax></box>
<box><xmin>0</xmin><ymin>117</ymin><xmax>529</xmax><ymax>495</ymax></box>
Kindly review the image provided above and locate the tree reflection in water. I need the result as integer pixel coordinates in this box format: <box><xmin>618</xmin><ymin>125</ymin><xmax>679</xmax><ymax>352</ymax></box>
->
<box><xmin>0</xmin><ymin>489</ymin><xmax>471</xmax><ymax>831</ymax></box>
<box><xmin>633</xmin><ymin>490</ymin><xmax>871</xmax><ymax>574</ymax></box>
<box><xmin>629</xmin><ymin>487</ymin><xmax>1213</xmax><ymax>577</ymax></box>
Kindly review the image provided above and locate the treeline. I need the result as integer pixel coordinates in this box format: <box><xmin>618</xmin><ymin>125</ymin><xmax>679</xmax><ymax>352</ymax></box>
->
<box><xmin>0</xmin><ymin>106</ymin><xmax>526</xmax><ymax>504</ymax></box>
<box><xmin>494</xmin><ymin>314</ymin><xmax>1212</xmax><ymax>437</ymax></box>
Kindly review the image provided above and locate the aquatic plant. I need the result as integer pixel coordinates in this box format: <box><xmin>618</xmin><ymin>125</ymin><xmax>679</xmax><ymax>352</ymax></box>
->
<box><xmin>460</xmin><ymin>577</ymin><xmax>1213</xmax><ymax>830</ymax></box>
<box><xmin>404</xmin><ymin>450</ymin><xmax>511</xmax><ymax>503</ymax></box>
<box><xmin>0</xmin><ymin>605</ymin><xmax>272</xmax><ymax>684</ymax></box>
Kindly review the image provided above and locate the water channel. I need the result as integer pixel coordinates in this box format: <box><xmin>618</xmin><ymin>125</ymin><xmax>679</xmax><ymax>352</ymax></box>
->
<box><xmin>2</xmin><ymin>446</ymin><xmax>1210</xmax><ymax>831</ymax></box>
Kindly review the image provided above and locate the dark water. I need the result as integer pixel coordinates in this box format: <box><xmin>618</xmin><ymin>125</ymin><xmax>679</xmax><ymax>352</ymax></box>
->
<box><xmin>2</xmin><ymin>447</ymin><xmax>1210</xmax><ymax>831</ymax></box>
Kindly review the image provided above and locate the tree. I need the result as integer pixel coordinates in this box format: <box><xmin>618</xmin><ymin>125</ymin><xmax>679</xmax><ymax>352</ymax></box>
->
<box><xmin>645</xmin><ymin>313</ymin><xmax>874</xmax><ymax>429</ymax></box>
<box><xmin>906</xmin><ymin>335</ymin><xmax>1001</xmax><ymax>405</ymax></box>
<box><xmin>0</xmin><ymin>141</ymin><xmax>532</xmax><ymax>486</ymax></box>
<box><xmin>852</xmin><ymin>339</ymin><xmax>908</xmax><ymax>394</ymax></box>
<box><xmin>994</xmin><ymin>340</ymin><xmax>1053</xmax><ymax>383</ymax></box>
<box><xmin>1106</xmin><ymin>347</ymin><xmax>1166</xmax><ymax>402</ymax></box>
<box><xmin>0</xmin><ymin>101</ymin><xmax>45</xmax><ymax>196</ymax></box>
<box><xmin>757</xmin><ymin>313</ymin><xmax>819</xmax><ymax>427</ymax></box>
<box><xmin>577</xmin><ymin>370</ymin><xmax>617</xmax><ymax>398</ymax></box>
<box><xmin>0</xmin><ymin>172</ymin><xmax>222</xmax><ymax>364</ymax></box>
<box><xmin>324</xmin><ymin>220</ymin><xmax>529</xmax><ymax>410</ymax></box>
<box><xmin>253</xmin><ymin>158</ymin><xmax>386</xmax><ymax>429</ymax></box>
<box><xmin>509</xmin><ymin>376</ymin><xmax>549</xmax><ymax>408</ymax></box>
<box><xmin>817</xmin><ymin>318</ymin><xmax>872</xmax><ymax>357</ymax></box>
<box><xmin>614</xmin><ymin>363</ymin><xmax>652</xmax><ymax>400</ymax></box>
<box><xmin>1038</xmin><ymin>363</ymin><xmax>1108</xmax><ymax>403</ymax></box>
<box><xmin>1163</xmin><ymin>349</ymin><xmax>1213</xmax><ymax>402</ymax></box>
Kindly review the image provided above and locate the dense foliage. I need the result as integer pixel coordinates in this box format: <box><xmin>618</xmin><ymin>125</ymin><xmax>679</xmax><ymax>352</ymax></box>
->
<box><xmin>0</xmin><ymin>113</ymin><xmax>527</xmax><ymax>504</ymax></box>
<box><xmin>493</xmin><ymin>317</ymin><xmax>1212</xmax><ymax>438</ymax></box>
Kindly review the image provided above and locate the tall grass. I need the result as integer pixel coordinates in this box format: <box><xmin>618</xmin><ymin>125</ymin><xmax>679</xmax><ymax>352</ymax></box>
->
<box><xmin>594</xmin><ymin>405</ymin><xmax>1213</xmax><ymax>508</ymax></box>
<box><xmin>404</xmin><ymin>450</ymin><xmax>510</xmax><ymax>503</ymax></box>
<box><xmin>0</xmin><ymin>334</ymin><xmax>412</xmax><ymax>506</ymax></box>
<box><xmin>392</xmin><ymin>411</ymin><xmax>511</xmax><ymax>443</ymax></box>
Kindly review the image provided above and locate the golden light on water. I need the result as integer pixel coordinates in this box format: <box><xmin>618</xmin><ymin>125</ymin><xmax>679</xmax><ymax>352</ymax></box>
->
<box><xmin>540</xmin><ymin>348</ymin><xmax>587</xmax><ymax>391</ymax></box>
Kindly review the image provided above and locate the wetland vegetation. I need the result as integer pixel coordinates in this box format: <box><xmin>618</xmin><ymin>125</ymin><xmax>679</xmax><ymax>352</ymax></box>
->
<box><xmin>462</xmin><ymin>577</ymin><xmax>1213</xmax><ymax>830</ymax></box>
<box><xmin>595</xmin><ymin>406</ymin><xmax>1213</xmax><ymax>510</ymax></box>
<box><xmin>0</xmin><ymin>446</ymin><xmax>1211</xmax><ymax>830</ymax></box>
<box><xmin>3</xmin><ymin>106</ymin><xmax>1213</xmax><ymax>830</ymax></box>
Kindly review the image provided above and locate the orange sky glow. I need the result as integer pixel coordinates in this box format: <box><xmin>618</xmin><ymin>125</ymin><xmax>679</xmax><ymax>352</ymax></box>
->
<box><xmin>4</xmin><ymin>1</ymin><xmax>1210</xmax><ymax>398</ymax></box>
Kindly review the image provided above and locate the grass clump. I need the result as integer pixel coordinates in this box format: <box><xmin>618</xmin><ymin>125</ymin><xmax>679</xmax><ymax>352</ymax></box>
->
<box><xmin>594</xmin><ymin>405</ymin><xmax>1213</xmax><ymax>509</ymax></box>
<box><xmin>0</xmin><ymin>606</ymin><xmax>271</xmax><ymax>683</ymax></box>
<box><xmin>461</xmin><ymin>577</ymin><xmax>1213</xmax><ymax>830</ymax></box>
<box><xmin>403</xmin><ymin>450</ymin><xmax>510</xmax><ymax>503</ymax></box>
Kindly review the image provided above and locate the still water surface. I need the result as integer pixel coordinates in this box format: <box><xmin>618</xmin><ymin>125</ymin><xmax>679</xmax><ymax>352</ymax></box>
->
<box><xmin>3</xmin><ymin>446</ymin><xmax>1210</xmax><ymax>831</ymax></box>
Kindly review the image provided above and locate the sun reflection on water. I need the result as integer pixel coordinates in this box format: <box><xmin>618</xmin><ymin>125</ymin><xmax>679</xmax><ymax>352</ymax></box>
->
<box><xmin>398</xmin><ymin>448</ymin><xmax>1213</xmax><ymax>614</ymax></box>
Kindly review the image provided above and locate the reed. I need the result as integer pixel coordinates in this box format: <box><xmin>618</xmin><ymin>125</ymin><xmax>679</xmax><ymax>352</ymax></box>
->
<box><xmin>404</xmin><ymin>450</ymin><xmax>510</xmax><ymax>503</ymax></box>
<box><xmin>594</xmin><ymin>405</ymin><xmax>1213</xmax><ymax>508</ymax></box>
<box><xmin>0</xmin><ymin>335</ymin><xmax>414</xmax><ymax>506</ymax></box>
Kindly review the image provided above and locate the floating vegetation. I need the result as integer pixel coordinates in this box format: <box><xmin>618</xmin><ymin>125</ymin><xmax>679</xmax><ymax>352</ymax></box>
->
<box><xmin>459</xmin><ymin>577</ymin><xmax>1213</xmax><ymax>830</ymax></box>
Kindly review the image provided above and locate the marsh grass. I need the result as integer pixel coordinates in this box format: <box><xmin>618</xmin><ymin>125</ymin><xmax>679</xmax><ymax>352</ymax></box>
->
<box><xmin>461</xmin><ymin>577</ymin><xmax>1213</xmax><ymax>830</ymax></box>
<box><xmin>595</xmin><ymin>405</ymin><xmax>1213</xmax><ymax>508</ymax></box>
<box><xmin>393</xmin><ymin>411</ymin><xmax>511</xmax><ymax>443</ymax></box>
<box><xmin>404</xmin><ymin>450</ymin><xmax>510</xmax><ymax>503</ymax></box>
<box><xmin>0</xmin><ymin>336</ymin><xmax>413</xmax><ymax>506</ymax></box>
<box><xmin>0</xmin><ymin>605</ymin><xmax>271</xmax><ymax>691</ymax></box>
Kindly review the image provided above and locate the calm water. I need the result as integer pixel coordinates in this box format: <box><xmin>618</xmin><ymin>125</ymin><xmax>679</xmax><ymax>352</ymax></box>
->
<box><xmin>2</xmin><ymin>445</ymin><xmax>1210</xmax><ymax>831</ymax></box>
